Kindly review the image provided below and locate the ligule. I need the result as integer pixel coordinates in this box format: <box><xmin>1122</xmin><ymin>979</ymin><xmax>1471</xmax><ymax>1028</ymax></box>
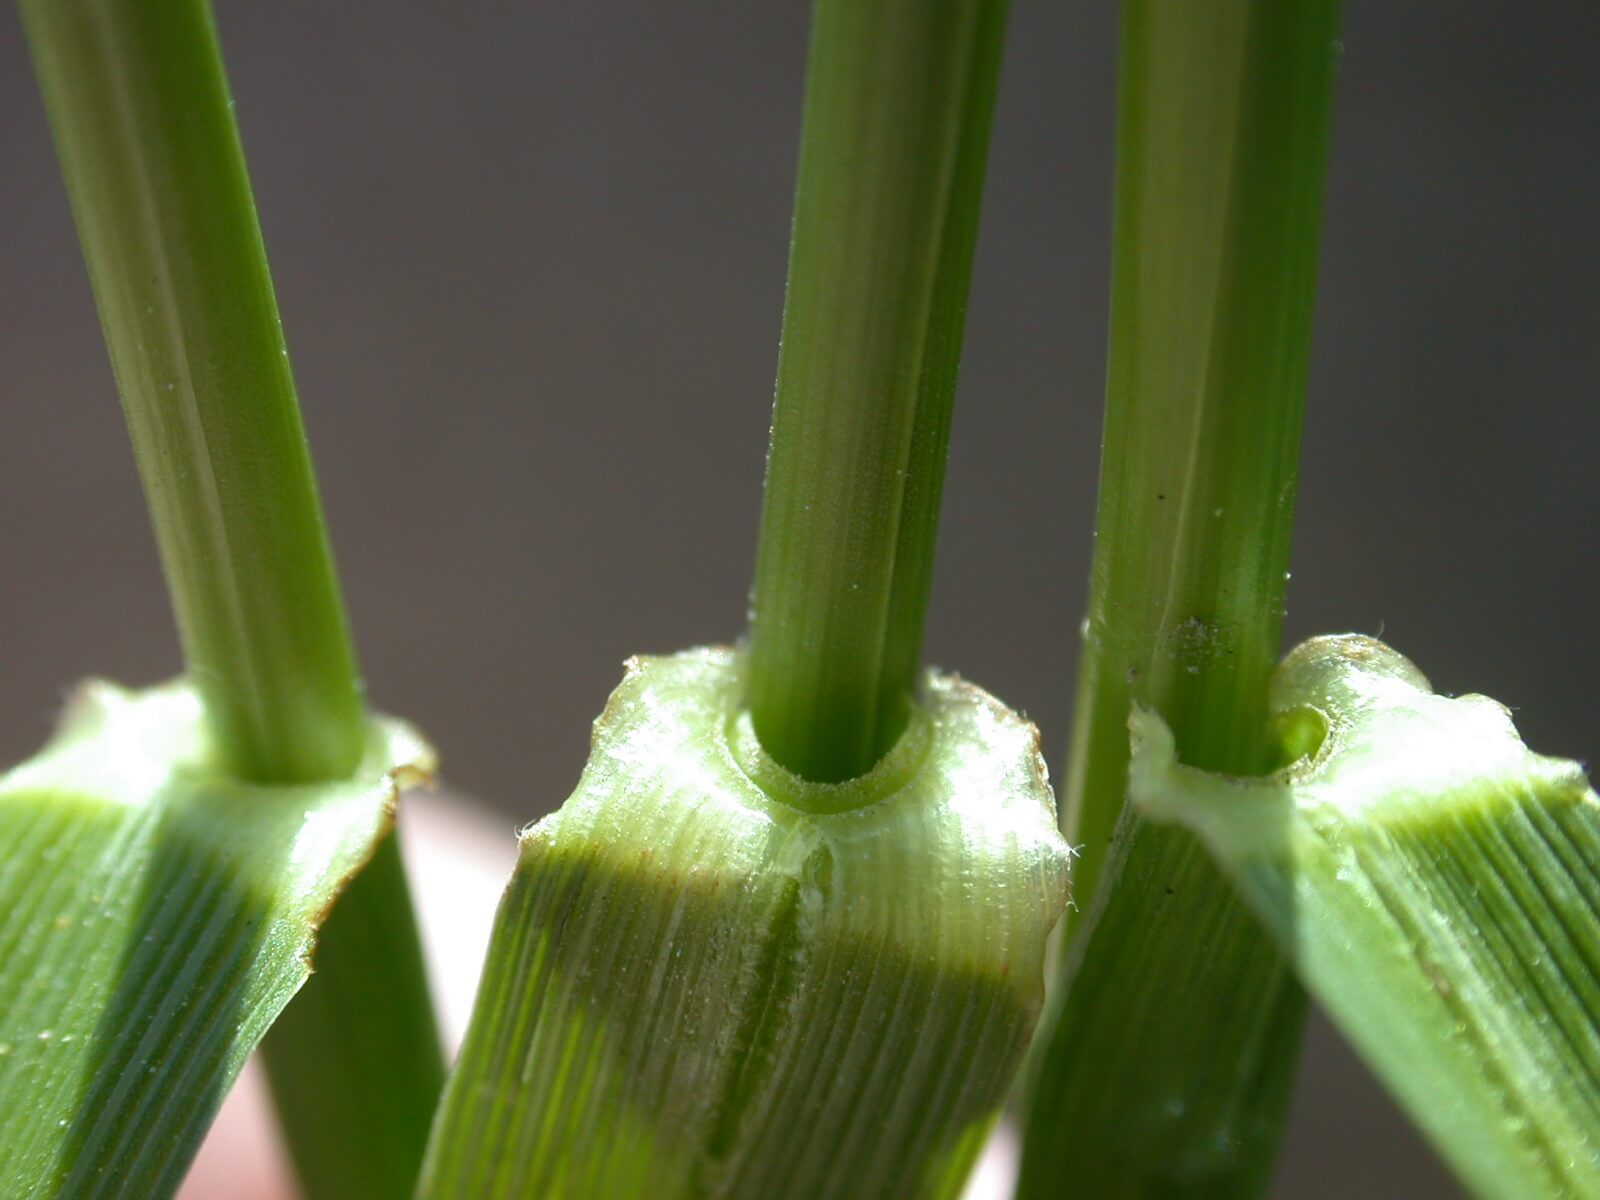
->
<box><xmin>419</xmin><ymin>648</ymin><xmax>1070</xmax><ymax>1200</ymax></box>
<box><xmin>0</xmin><ymin>680</ymin><xmax>433</xmax><ymax>1198</ymax></box>
<box><xmin>1132</xmin><ymin>634</ymin><xmax>1600</xmax><ymax>1200</ymax></box>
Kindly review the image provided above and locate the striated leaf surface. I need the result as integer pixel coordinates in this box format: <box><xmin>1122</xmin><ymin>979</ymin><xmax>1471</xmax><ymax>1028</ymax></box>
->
<box><xmin>1132</xmin><ymin>634</ymin><xmax>1600</xmax><ymax>1200</ymax></box>
<box><xmin>0</xmin><ymin>680</ymin><xmax>431</xmax><ymax>1199</ymax></box>
<box><xmin>420</xmin><ymin>647</ymin><xmax>1070</xmax><ymax>1200</ymax></box>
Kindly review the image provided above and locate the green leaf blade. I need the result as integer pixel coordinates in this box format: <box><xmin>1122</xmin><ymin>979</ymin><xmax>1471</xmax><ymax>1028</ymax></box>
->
<box><xmin>1132</xmin><ymin>634</ymin><xmax>1600</xmax><ymax>1199</ymax></box>
<box><xmin>0</xmin><ymin>681</ymin><xmax>431</xmax><ymax>1199</ymax></box>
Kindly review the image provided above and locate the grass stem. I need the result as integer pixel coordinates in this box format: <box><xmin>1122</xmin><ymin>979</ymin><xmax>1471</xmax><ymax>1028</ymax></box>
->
<box><xmin>1017</xmin><ymin>1</ymin><xmax>1342</xmax><ymax>1194</ymax></box>
<box><xmin>22</xmin><ymin>0</ymin><xmax>363</xmax><ymax>786</ymax></box>
<box><xmin>746</xmin><ymin>0</ymin><xmax>1008</xmax><ymax>782</ymax></box>
<box><xmin>21</xmin><ymin>2</ymin><xmax>442</xmax><ymax>1194</ymax></box>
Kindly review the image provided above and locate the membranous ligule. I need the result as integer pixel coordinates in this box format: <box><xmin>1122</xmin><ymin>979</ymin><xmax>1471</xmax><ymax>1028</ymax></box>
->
<box><xmin>422</xmin><ymin>647</ymin><xmax>1071</xmax><ymax>1200</ymax></box>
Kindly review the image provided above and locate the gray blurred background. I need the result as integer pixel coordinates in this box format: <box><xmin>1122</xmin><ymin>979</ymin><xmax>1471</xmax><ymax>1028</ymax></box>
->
<box><xmin>3</xmin><ymin>3</ymin><xmax>1595</xmax><ymax>1196</ymax></box>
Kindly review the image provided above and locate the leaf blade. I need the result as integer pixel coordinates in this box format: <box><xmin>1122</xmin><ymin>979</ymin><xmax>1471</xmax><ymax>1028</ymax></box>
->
<box><xmin>1132</xmin><ymin>634</ymin><xmax>1600</xmax><ymax>1200</ymax></box>
<box><xmin>0</xmin><ymin>681</ymin><xmax>431</xmax><ymax>1199</ymax></box>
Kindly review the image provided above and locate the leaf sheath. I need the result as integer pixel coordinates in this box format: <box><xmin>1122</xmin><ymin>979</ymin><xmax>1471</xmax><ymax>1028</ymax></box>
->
<box><xmin>1133</xmin><ymin>634</ymin><xmax>1600</xmax><ymax>1200</ymax></box>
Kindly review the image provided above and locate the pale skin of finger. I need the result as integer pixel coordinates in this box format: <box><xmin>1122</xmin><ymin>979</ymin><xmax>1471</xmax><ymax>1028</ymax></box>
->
<box><xmin>177</xmin><ymin>1060</ymin><xmax>292</xmax><ymax>1200</ymax></box>
<box><xmin>178</xmin><ymin>793</ymin><xmax>1018</xmax><ymax>1199</ymax></box>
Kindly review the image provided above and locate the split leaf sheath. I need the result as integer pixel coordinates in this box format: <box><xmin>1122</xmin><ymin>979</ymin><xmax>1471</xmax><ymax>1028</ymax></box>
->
<box><xmin>419</xmin><ymin>649</ymin><xmax>1070</xmax><ymax>1199</ymax></box>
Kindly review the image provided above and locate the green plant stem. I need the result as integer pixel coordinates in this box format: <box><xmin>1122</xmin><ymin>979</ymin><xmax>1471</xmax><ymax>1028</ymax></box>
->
<box><xmin>22</xmin><ymin>1</ymin><xmax>441</xmax><ymax>1195</ymax></box>
<box><xmin>1017</xmin><ymin>1</ymin><xmax>1340</xmax><ymax>1196</ymax></box>
<box><xmin>262</xmin><ymin>836</ymin><xmax>443</xmax><ymax>1200</ymax></box>
<box><xmin>22</xmin><ymin>0</ymin><xmax>361</xmax><ymax>785</ymax></box>
<box><xmin>746</xmin><ymin>0</ymin><xmax>1008</xmax><ymax>782</ymax></box>
<box><xmin>1065</xmin><ymin>0</ymin><xmax>1338</xmax><ymax>900</ymax></box>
